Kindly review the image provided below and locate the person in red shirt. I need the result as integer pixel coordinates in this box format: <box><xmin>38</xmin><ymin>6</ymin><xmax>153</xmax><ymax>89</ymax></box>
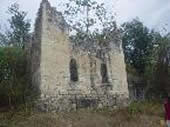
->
<box><xmin>164</xmin><ymin>96</ymin><xmax>170</xmax><ymax>127</ymax></box>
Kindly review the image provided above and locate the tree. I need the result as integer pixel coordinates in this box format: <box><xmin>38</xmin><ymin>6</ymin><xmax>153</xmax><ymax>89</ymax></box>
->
<box><xmin>7</xmin><ymin>3</ymin><xmax>31</xmax><ymax>48</ymax></box>
<box><xmin>0</xmin><ymin>32</ymin><xmax>9</xmax><ymax>46</ymax></box>
<box><xmin>151</xmin><ymin>36</ymin><xmax>170</xmax><ymax>97</ymax></box>
<box><xmin>0</xmin><ymin>47</ymin><xmax>30</xmax><ymax>107</ymax></box>
<box><xmin>121</xmin><ymin>19</ymin><xmax>156</xmax><ymax>73</ymax></box>
<box><xmin>63</xmin><ymin>0</ymin><xmax>117</xmax><ymax>51</ymax></box>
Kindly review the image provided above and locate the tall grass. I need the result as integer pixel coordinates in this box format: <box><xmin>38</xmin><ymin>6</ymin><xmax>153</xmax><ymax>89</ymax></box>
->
<box><xmin>0</xmin><ymin>100</ymin><xmax>164</xmax><ymax>127</ymax></box>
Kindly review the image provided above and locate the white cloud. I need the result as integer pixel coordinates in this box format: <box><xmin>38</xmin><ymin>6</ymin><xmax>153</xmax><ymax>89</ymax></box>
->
<box><xmin>115</xmin><ymin>0</ymin><xmax>170</xmax><ymax>32</ymax></box>
<box><xmin>0</xmin><ymin>0</ymin><xmax>170</xmax><ymax>33</ymax></box>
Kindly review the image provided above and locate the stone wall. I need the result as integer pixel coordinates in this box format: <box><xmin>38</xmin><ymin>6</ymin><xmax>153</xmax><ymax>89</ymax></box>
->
<box><xmin>31</xmin><ymin>1</ymin><xmax>43</xmax><ymax>91</ymax></box>
<box><xmin>37</xmin><ymin>93</ymin><xmax>128</xmax><ymax>112</ymax></box>
<box><xmin>40</xmin><ymin>0</ymin><xmax>70</xmax><ymax>96</ymax></box>
<box><xmin>31</xmin><ymin>0</ymin><xmax>129</xmax><ymax>112</ymax></box>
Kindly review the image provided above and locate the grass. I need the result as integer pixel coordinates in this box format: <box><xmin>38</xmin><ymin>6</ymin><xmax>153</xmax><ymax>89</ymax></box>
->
<box><xmin>0</xmin><ymin>101</ymin><xmax>165</xmax><ymax>127</ymax></box>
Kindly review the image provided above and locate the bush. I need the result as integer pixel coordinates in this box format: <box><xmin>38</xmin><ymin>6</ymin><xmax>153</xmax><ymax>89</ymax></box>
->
<box><xmin>0</xmin><ymin>47</ymin><xmax>32</xmax><ymax>108</ymax></box>
<box><xmin>128</xmin><ymin>100</ymin><xmax>163</xmax><ymax>117</ymax></box>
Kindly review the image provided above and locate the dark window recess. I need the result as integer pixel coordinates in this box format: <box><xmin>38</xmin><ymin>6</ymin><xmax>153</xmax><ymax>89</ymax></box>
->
<box><xmin>101</xmin><ymin>63</ymin><xmax>109</xmax><ymax>83</ymax></box>
<box><xmin>48</xmin><ymin>18</ymin><xmax>52</xmax><ymax>22</ymax></box>
<box><xmin>70</xmin><ymin>59</ymin><xmax>78</xmax><ymax>82</ymax></box>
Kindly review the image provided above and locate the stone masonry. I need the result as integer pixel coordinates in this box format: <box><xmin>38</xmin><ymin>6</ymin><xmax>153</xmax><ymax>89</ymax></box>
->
<box><xmin>31</xmin><ymin>0</ymin><xmax>129</xmax><ymax>112</ymax></box>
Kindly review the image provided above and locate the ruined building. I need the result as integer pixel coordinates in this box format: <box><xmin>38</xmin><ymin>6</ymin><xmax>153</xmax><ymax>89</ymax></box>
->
<box><xmin>31</xmin><ymin>0</ymin><xmax>129</xmax><ymax>111</ymax></box>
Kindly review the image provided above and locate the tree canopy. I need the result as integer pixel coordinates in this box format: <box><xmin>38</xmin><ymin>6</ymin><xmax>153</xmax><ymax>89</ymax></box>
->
<box><xmin>63</xmin><ymin>0</ymin><xmax>117</xmax><ymax>52</ymax></box>
<box><xmin>121</xmin><ymin>19</ymin><xmax>160</xmax><ymax>73</ymax></box>
<box><xmin>0</xmin><ymin>3</ymin><xmax>31</xmax><ymax>48</ymax></box>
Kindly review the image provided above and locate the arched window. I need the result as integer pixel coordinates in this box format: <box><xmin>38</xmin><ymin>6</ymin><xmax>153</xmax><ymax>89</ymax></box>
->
<box><xmin>101</xmin><ymin>63</ymin><xmax>109</xmax><ymax>83</ymax></box>
<box><xmin>70</xmin><ymin>59</ymin><xmax>78</xmax><ymax>82</ymax></box>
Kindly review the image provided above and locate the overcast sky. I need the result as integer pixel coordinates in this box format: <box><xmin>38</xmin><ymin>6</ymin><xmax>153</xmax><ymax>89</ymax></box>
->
<box><xmin>0</xmin><ymin>0</ymin><xmax>170</xmax><ymax>34</ymax></box>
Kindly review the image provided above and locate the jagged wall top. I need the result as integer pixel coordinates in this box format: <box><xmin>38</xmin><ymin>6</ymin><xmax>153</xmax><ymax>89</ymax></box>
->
<box><xmin>34</xmin><ymin>0</ymin><xmax>123</xmax><ymax>55</ymax></box>
<box><xmin>35</xmin><ymin>0</ymin><xmax>68</xmax><ymax>33</ymax></box>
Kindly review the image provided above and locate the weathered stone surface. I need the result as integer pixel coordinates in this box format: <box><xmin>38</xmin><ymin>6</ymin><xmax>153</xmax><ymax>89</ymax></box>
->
<box><xmin>31</xmin><ymin>0</ymin><xmax>129</xmax><ymax>112</ymax></box>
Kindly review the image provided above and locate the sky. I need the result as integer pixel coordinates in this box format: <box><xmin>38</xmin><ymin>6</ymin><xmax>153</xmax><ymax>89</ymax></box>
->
<box><xmin>0</xmin><ymin>0</ymin><xmax>170</xmax><ymax>34</ymax></box>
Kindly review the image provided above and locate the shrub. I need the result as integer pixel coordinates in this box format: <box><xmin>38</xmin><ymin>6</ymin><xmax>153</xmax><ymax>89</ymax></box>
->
<box><xmin>0</xmin><ymin>47</ymin><xmax>32</xmax><ymax>108</ymax></box>
<box><xmin>128</xmin><ymin>100</ymin><xmax>163</xmax><ymax>117</ymax></box>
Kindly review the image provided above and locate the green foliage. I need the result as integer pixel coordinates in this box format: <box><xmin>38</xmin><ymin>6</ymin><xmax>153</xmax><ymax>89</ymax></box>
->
<box><xmin>0</xmin><ymin>32</ymin><xmax>10</xmax><ymax>46</ymax></box>
<box><xmin>122</xmin><ymin>19</ymin><xmax>158</xmax><ymax>73</ymax></box>
<box><xmin>121</xmin><ymin>19</ymin><xmax>170</xmax><ymax>99</ymax></box>
<box><xmin>1</xmin><ymin>3</ymin><xmax>31</xmax><ymax>48</ymax></box>
<box><xmin>147</xmin><ymin>36</ymin><xmax>170</xmax><ymax>97</ymax></box>
<box><xmin>0</xmin><ymin>47</ymin><xmax>32</xmax><ymax>108</ymax></box>
<box><xmin>128</xmin><ymin>101</ymin><xmax>163</xmax><ymax>116</ymax></box>
<box><xmin>0</xmin><ymin>3</ymin><xmax>33</xmax><ymax>108</ymax></box>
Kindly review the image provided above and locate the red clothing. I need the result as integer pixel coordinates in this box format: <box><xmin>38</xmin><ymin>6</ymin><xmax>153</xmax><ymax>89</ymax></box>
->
<box><xmin>164</xmin><ymin>99</ymin><xmax>170</xmax><ymax>120</ymax></box>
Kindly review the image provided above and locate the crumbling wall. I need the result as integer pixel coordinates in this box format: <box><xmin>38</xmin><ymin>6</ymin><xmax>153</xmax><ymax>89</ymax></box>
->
<box><xmin>31</xmin><ymin>1</ymin><xmax>44</xmax><ymax>91</ymax></box>
<box><xmin>32</xmin><ymin>0</ymin><xmax>129</xmax><ymax>112</ymax></box>
<box><xmin>39</xmin><ymin>0</ymin><xmax>70</xmax><ymax>95</ymax></box>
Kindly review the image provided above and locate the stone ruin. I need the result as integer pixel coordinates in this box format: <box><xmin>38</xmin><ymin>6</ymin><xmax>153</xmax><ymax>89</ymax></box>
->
<box><xmin>30</xmin><ymin>0</ymin><xmax>129</xmax><ymax>111</ymax></box>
